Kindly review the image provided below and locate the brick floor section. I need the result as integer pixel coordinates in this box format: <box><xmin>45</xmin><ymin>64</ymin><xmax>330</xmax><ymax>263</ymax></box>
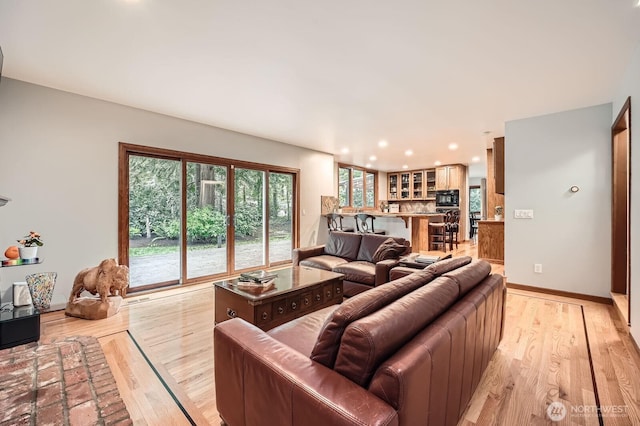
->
<box><xmin>0</xmin><ymin>336</ymin><xmax>131</xmax><ymax>425</ymax></box>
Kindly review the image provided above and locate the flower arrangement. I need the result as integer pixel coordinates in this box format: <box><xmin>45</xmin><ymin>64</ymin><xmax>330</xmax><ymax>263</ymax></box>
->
<box><xmin>18</xmin><ymin>231</ymin><xmax>44</xmax><ymax>247</ymax></box>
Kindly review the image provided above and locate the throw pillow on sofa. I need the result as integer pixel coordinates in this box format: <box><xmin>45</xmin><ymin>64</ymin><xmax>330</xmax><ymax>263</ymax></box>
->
<box><xmin>372</xmin><ymin>238</ymin><xmax>407</xmax><ymax>263</ymax></box>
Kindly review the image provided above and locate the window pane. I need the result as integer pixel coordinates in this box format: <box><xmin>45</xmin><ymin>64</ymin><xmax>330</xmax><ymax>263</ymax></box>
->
<box><xmin>338</xmin><ymin>167</ymin><xmax>350</xmax><ymax>207</ymax></box>
<box><xmin>128</xmin><ymin>155</ymin><xmax>181</xmax><ymax>288</ymax></box>
<box><xmin>234</xmin><ymin>168</ymin><xmax>265</xmax><ymax>270</ymax></box>
<box><xmin>269</xmin><ymin>172</ymin><xmax>293</xmax><ymax>263</ymax></box>
<box><xmin>186</xmin><ymin>163</ymin><xmax>228</xmax><ymax>279</ymax></box>
<box><xmin>469</xmin><ymin>187</ymin><xmax>481</xmax><ymax>213</ymax></box>
<box><xmin>365</xmin><ymin>172</ymin><xmax>375</xmax><ymax>207</ymax></box>
<box><xmin>353</xmin><ymin>169</ymin><xmax>364</xmax><ymax>208</ymax></box>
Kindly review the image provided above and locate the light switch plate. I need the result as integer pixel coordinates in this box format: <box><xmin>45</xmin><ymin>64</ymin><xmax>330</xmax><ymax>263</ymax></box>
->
<box><xmin>514</xmin><ymin>209</ymin><xmax>534</xmax><ymax>219</ymax></box>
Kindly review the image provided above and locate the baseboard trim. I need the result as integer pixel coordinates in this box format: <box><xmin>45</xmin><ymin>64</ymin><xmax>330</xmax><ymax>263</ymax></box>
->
<box><xmin>506</xmin><ymin>282</ymin><xmax>612</xmax><ymax>305</ymax></box>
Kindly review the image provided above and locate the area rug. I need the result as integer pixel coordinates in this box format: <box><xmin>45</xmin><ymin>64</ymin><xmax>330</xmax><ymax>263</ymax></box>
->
<box><xmin>0</xmin><ymin>336</ymin><xmax>131</xmax><ymax>425</ymax></box>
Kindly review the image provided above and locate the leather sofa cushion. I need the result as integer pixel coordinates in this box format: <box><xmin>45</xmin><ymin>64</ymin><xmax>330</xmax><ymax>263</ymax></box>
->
<box><xmin>324</xmin><ymin>231</ymin><xmax>362</xmax><ymax>260</ymax></box>
<box><xmin>334</xmin><ymin>277</ymin><xmax>459</xmax><ymax>387</ymax></box>
<box><xmin>311</xmin><ymin>270</ymin><xmax>435</xmax><ymax>367</ymax></box>
<box><xmin>332</xmin><ymin>261</ymin><xmax>376</xmax><ymax>286</ymax></box>
<box><xmin>267</xmin><ymin>305</ymin><xmax>340</xmax><ymax>357</ymax></box>
<box><xmin>300</xmin><ymin>255</ymin><xmax>349</xmax><ymax>271</ymax></box>
<box><xmin>425</xmin><ymin>256</ymin><xmax>472</xmax><ymax>276</ymax></box>
<box><xmin>442</xmin><ymin>260</ymin><xmax>491</xmax><ymax>296</ymax></box>
<box><xmin>357</xmin><ymin>234</ymin><xmax>407</xmax><ymax>263</ymax></box>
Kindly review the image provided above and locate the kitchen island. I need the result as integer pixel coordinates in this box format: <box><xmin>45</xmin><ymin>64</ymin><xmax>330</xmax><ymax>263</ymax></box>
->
<box><xmin>336</xmin><ymin>212</ymin><xmax>445</xmax><ymax>252</ymax></box>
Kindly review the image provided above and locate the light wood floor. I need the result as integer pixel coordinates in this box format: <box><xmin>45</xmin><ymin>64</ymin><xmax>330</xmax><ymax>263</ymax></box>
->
<box><xmin>39</xmin><ymin>242</ymin><xmax>640</xmax><ymax>425</ymax></box>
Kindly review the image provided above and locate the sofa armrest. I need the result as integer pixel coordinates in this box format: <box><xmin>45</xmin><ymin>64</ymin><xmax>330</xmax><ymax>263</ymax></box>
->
<box><xmin>389</xmin><ymin>265</ymin><xmax>421</xmax><ymax>281</ymax></box>
<box><xmin>214</xmin><ymin>319</ymin><xmax>398</xmax><ymax>426</ymax></box>
<box><xmin>374</xmin><ymin>259</ymin><xmax>400</xmax><ymax>286</ymax></box>
<box><xmin>293</xmin><ymin>245</ymin><xmax>326</xmax><ymax>265</ymax></box>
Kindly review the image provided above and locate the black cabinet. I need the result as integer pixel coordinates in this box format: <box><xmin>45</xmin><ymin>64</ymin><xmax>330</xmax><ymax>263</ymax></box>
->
<box><xmin>0</xmin><ymin>306</ymin><xmax>40</xmax><ymax>350</ymax></box>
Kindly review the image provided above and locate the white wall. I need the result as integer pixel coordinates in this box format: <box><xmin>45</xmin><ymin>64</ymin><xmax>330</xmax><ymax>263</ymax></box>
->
<box><xmin>613</xmin><ymin>41</ymin><xmax>640</xmax><ymax>342</ymax></box>
<box><xmin>0</xmin><ymin>78</ymin><xmax>334</xmax><ymax>306</ymax></box>
<box><xmin>504</xmin><ymin>103</ymin><xmax>612</xmax><ymax>298</ymax></box>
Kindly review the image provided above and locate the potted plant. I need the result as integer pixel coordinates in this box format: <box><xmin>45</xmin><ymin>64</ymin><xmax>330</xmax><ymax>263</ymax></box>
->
<box><xmin>17</xmin><ymin>231</ymin><xmax>43</xmax><ymax>260</ymax></box>
<box><xmin>494</xmin><ymin>206</ymin><xmax>503</xmax><ymax>221</ymax></box>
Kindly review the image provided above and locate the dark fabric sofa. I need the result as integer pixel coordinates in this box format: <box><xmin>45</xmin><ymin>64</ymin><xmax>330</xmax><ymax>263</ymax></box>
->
<box><xmin>292</xmin><ymin>231</ymin><xmax>411</xmax><ymax>297</ymax></box>
<box><xmin>214</xmin><ymin>257</ymin><xmax>506</xmax><ymax>426</ymax></box>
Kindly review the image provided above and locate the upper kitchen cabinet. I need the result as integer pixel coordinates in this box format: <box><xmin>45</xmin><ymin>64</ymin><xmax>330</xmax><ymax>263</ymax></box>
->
<box><xmin>388</xmin><ymin>173</ymin><xmax>399</xmax><ymax>200</ymax></box>
<box><xmin>493</xmin><ymin>137</ymin><xmax>505</xmax><ymax>194</ymax></box>
<box><xmin>411</xmin><ymin>170</ymin><xmax>424</xmax><ymax>199</ymax></box>
<box><xmin>389</xmin><ymin>172</ymin><xmax>412</xmax><ymax>200</ymax></box>
<box><xmin>435</xmin><ymin>165</ymin><xmax>464</xmax><ymax>190</ymax></box>
<box><xmin>399</xmin><ymin>172</ymin><xmax>411</xmax><ymax>199</ymax></box>
<box><xmin>425</xmin><ymin>169</ymin><xmax>436</xmax><ymax>199</ymax></box>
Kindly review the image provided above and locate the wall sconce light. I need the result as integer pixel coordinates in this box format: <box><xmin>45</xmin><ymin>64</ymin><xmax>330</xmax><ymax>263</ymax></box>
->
<box><xmin>0</xmin><ymin>194</ymin><xmax>11</xmax><ymax>207</ymax></box>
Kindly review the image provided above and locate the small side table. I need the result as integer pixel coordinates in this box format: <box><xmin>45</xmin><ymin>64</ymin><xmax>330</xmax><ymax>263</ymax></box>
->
<box><xmin>0</xmin><ymin>305</ymin><xmax>41</xmax><ymax>350</ymax></box>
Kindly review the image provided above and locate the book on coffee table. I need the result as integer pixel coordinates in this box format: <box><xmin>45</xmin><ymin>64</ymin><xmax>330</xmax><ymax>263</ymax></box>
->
<box><xmin>415</xmin><ymin>255</ymin><xmax>439</xmax><ymax>264</ymax></box>
<box><xmin>239</xmin><ymin>270</ymin><xmax>278</xmax><ymax>283</ymax></box>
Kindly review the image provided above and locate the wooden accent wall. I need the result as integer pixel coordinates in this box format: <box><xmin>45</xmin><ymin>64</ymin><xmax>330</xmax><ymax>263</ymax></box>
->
<box><xmin>494</xmin><ymin>137</ymin><xmax>505</xmax><ymax>194</ymax></box>
<box><xmin>486</xmin><ymin>148</ymin><xmax>505</xmax><ymax>218</ymax></box>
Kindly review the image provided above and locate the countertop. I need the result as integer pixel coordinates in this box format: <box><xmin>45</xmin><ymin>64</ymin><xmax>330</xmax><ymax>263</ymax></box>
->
<box><xmin>478</xmin><ymin>219</ymin><xmax>504</xmax><ymax>224</ymax></box>
<box><xmin>338</xmin><ymin>212</ymin><xmax>443</xmax><ymax>218</ymax></box>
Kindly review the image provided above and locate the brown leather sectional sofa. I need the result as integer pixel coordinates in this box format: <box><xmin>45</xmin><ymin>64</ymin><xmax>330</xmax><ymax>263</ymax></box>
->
<box><xmin>292</xmin><ymin>231</ymin><xmax>411</xmax><ymax>297</ymax></box>
<box><xmin>214</xmin><ymin>257</ymin><xmax>506</xmax><ymax>426</ymax></box>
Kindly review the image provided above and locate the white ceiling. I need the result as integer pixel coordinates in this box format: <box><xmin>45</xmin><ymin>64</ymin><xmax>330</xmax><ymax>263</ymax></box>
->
<box><xmin>1</xmin><ymin>1</ymin><xmax>640</xmax><ymax>177</ymax></box>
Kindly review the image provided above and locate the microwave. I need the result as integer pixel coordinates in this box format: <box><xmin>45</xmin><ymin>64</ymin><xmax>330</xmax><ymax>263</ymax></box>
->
<box><xmin>435</xmin><ymin>190</ymin><xmax>459</xmax><ymax>207</ymax></box>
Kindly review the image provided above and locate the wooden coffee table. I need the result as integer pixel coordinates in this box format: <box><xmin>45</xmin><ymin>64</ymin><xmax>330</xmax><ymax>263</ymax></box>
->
<box><xmin>214</xmin><ymin>266</ymin><xmax>344</xmax><ymax>331</ymax></box>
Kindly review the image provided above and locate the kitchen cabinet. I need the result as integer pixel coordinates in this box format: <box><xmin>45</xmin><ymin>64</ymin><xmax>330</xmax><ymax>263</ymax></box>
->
<box><xmin>399</xmin><ymin>172</ymin><xmax>411</xmax><ymax>199</ymax></box>
<box><xmin>478</xmin><ymin>219</ymin><xmax>504</xmax><ymax>263</ymax></box>
<box><xmin>435</xmin><ymin>165</ymin><xmax>463</xmax><ymax>190</ymax></box>
<box><xmin>388</xmin><ymin>172</ymin><xmax>412</xmax><ymax>200</ymax></box>
<box><xmin>388</xmin><ymin>173</ymin><xmax>399</xmax><ymax>200</ymax></box>
<box><xmin>425</xmin><ymin>169</ymin><xmax>436</xmax><ymax>199</ymax></box>
<box><xmin>411</xmin><ymin>171</ymin><xmax>424</xmax><ymax>199</ymax></box>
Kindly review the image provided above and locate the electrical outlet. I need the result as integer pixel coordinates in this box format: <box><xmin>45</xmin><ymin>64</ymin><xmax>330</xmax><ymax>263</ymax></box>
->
<box><xmin>534</xmin><ymin>264</ymin><xmax>542</xmax><ymax>273</ymax></box>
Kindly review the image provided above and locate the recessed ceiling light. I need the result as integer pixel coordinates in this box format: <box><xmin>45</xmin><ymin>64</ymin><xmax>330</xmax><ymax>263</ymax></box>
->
<box><xmin>378</xmin><ymin>140</ymin><xmax>388</xmax><ymax>148</ymax></box>
<box><xmin>365</xmin><ymin>163</ymin><xmax>372</xmax><ymax>168</ymax></box>
<box><xmin>402</xmin><ymin>165</ymin><xmax>409</xmax><ymax>169</ymax></box>
<box><xmin>405</xmin><ymin>150</ymin><xmax>413</xmax><ymax>156</ymax></box>
<box><xmin>434</xmin><ymin>161</ymin><xmax>442</xmax><ymax>166</ymax></box>
<box><xmin>369</xmin><ymin>155</ymin><xmax>377</xmax><ymax>161</ymax></box>
<box><xmin>471</xmin><ymin>156</ymin><xmax>480</xmax><ymax>162</ymax></box>
<box><xmin>341</xmin><ymin>148</ymin><xmax>349</xmax><ymax>154</ymax></box>
<box><xmin>448</xmin><ymin>143</ymin><xmax>458</xmax><ymax>150</ymax></box>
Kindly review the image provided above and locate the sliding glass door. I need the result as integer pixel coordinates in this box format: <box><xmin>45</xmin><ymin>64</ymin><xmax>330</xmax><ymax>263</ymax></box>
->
<box><xmin>233</xmin><ymin>168</ymin><xmax>266</xmax><ymax>271</ymax></box>
<box><xmin>128</xmin><ymin>155</ymin><xmax>182</xmax><ymax>289</ymax></box>
<box><xmin>269</xmin><ymin>172</ymin><xmax>293</xmax><ymax>264</ymax></box>
<box><xmin>120</xmin><ymin>144</ymin><xmax>299</xmax><ymax>292</ymax></box>
<box><xmin>186</xmin><ymin>162</ymin><xmax>228</xmax><ymax>279</ymax></box>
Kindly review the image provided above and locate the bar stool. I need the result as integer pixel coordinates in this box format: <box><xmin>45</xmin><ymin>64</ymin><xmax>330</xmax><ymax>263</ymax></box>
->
<box><xmin>428</xmin><ymin>222</ymin><xmax>447</xmax><ymax>251</ymax></box>
<box><xmin>354</xmin><ymin>213</ymin><xmax>386</xmax><ymax>235</ymax></box>
<box><xmin>445</xmin><ymin>210</ymin><xmax>460</xmax><ymax>250</ymax></box>
<box><xmin>325</xmin><ymin>213</ymin><xmax>354</xmax><ymax>232</ymax></box>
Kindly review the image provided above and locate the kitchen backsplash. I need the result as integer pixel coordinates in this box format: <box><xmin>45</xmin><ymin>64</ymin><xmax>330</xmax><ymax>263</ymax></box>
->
<box><xmin>388</xmin><ymin>200</ymin><xmax>436</xmax><ymax>213</ymax></box>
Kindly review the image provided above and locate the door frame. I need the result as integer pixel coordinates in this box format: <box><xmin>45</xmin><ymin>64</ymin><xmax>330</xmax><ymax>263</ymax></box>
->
<box><xmin>611</xmin><ymin>97</ymin><xmax>631</xmax><ymax>323</ymax></box>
